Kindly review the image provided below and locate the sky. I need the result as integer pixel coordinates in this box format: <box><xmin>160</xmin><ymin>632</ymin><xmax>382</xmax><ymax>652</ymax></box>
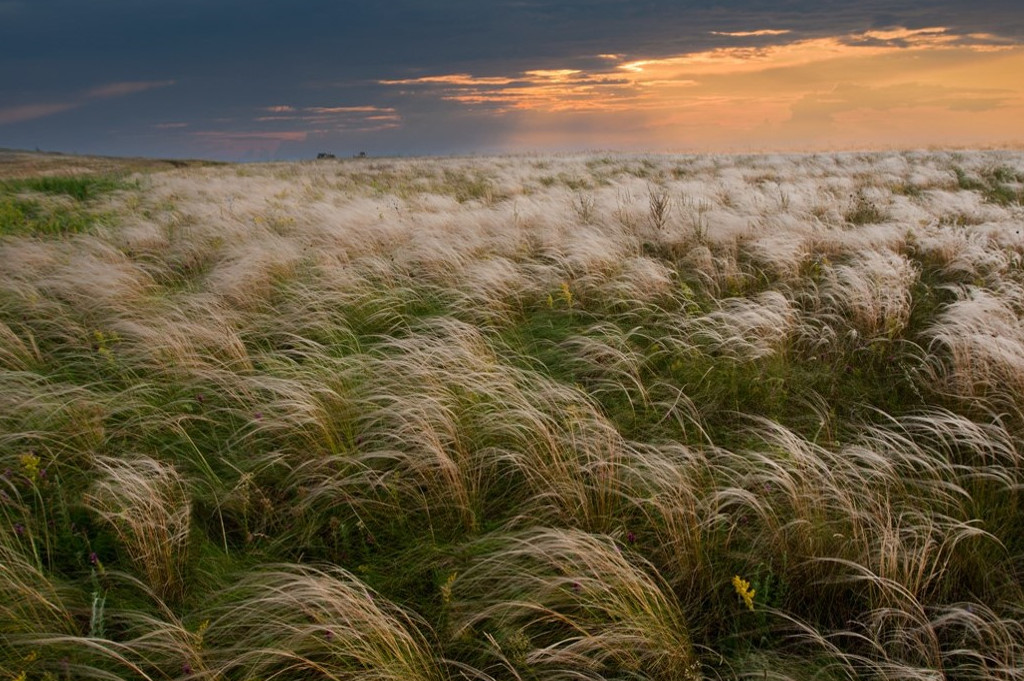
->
<box><xmin>1</xmin><ymin>0</ymin><xmax>1023</xmax><ymax>161</ymax></box>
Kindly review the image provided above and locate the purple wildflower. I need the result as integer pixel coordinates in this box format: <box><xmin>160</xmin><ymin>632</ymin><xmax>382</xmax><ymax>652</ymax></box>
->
<box><xmin>626</xmin><ymin>531</ymin><xmax>637</xmax><ymax>544</ymax></box>
<box><xmin>14</xmin><ymin>523</ymin><xmax>25</xmax><ymax>536</ymax></box>
<box><xmin>89</xmin><ymin>552</ymin><xmax>99</xmax><ymax>566</ymax></box>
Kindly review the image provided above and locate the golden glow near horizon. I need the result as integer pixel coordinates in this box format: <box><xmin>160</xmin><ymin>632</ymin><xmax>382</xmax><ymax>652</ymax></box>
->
<box><xmin>381</xmin><ymin>26</ymin><xmax>1024</xmax><ymax>151</ymax></box>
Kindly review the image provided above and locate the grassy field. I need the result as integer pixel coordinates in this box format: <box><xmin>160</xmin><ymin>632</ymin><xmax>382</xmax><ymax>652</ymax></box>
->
<box><xmin>2</xmin><ymin>149</ymin><xmax>1023</xmax><ymax>680</ymax></box>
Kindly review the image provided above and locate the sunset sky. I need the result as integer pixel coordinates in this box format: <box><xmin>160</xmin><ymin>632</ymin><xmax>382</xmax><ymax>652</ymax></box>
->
<box><xmin>2</xmin><ymin>1</ymin><xmax>1023</xmax><ymax>160</ymax></box>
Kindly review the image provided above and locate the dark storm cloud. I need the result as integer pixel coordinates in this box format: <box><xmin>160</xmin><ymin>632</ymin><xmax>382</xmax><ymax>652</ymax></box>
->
<box><xmin>1</xmin><ymin>1</ymin><xmax>1022</xmax><ymax>158</ymax></box>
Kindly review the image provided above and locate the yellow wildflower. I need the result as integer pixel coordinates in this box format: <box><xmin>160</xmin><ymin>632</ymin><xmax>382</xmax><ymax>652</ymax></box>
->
<box><xmin>19</xmin><ymin>453</ymin><xmax>40</xmax><ymax>480</ymax></box>
<box><xmin>732</xmin><ymin>575</ymin><xmax>755</xmax><ymax>611</ymax></box>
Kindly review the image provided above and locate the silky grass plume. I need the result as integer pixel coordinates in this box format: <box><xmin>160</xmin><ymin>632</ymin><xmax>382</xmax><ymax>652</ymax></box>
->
<box><xmin>2</xmin><ymin>150</ymin><xmax>1024</xmax><ymax>681</ymax></box>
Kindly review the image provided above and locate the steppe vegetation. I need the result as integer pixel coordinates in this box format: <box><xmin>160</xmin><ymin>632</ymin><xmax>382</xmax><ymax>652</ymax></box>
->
<box><xmin>2</xmin><ymin>149</ymin><xmax>1024</xmax><ymax>680</ymax></box>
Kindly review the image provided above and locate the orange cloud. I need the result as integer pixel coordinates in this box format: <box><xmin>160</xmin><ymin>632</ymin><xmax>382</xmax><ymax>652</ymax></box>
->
<box><xmin>710</xmin><ymin>29</ymin><xmax>791</xmax><ymax>37</ymax></box>
<box><xmin>524</xmin><ymin>69</ymin><xmax>582</xmax><ymax>80</ymax></box>
<box><xmin>380</xmin><ymin>26</ymin><xmax>1024</xmax><ymax>151</ymax></box>
<box><xmin>305</xmin><ymin>106</ymin><xmax>396</xmax><ymax>114</ymax></box>
<box><xmin>380</xmin><ymin>69</ymin><xmax>635</xmax><ymax>113</ymax></box>
<box><xmin>380</xmin><ymin>74</ymin><xmax>516</xmax><ymax>86</ymax></box>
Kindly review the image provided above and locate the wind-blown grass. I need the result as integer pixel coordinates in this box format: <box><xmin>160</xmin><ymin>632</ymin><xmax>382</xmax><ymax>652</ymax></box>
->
<box><xmin>2</xmin><ymin>149</ymin><xmax>1024</xmax><ymax>680</ymax></box>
